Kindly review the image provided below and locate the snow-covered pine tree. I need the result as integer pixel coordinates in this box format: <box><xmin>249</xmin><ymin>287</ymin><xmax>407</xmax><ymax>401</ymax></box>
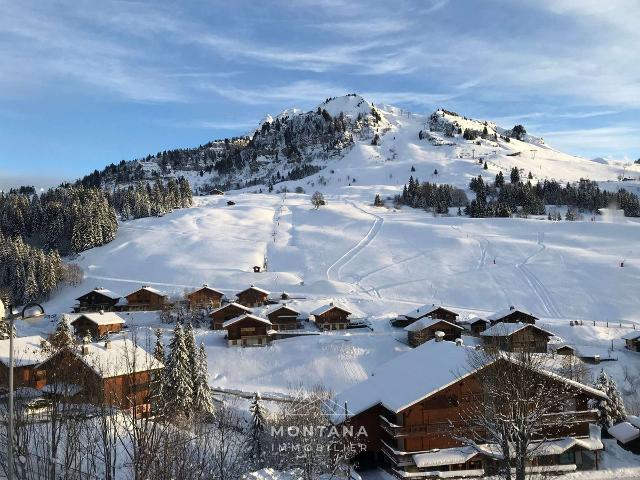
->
<box><xmin>184</xmin><ymin>322</ymin><xmax>197</xmax><ymax>378</ymax></box>
<box><xmin>592</xmin><ymin>369</ymin><xmax>627</xmax><ymax>428</ymax></box>
<box><xmin>153</xmin><ymin>328</ymin><xmax>165</xmax><ymax>363</ymax></box>
<box><xmin>0</xmin><ymin>317</ymin><xmax>16</xmax><ymax>340</ymax></box>
<box><xmin>164</xmin><ymin>322</ymin><xmax>194</xmax><ymax>415</ymax></box>
<box><xmin>249</xmin><ymin>391</ymin><xmax>267</xmax><ymax>466</ymax></box>
<box><xmin>49</xmin><ymin>315</ymin><xmax>74</xmax><ymax>349</ymax></box>
<box><xmin>192</xmin><ymin>343</ymin><xmax>215</xmax><ymax>416</ymax></box>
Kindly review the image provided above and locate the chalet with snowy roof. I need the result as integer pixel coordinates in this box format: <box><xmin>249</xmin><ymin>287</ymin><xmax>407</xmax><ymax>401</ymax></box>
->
<box><xmin>608</xmin><ymin>418</ymin><xmax>640</xmax><ymax>454</ymax></box>
<box><xmin>622</xmin><ymin>331</ymin><xmax>640</xmax><ymax>352</ymax></box>
<box><xmin>71</xmin><ymin>312</ymin><xmax>126</xmax><ymax>339</ymax></box>
<box><xmin>311</xmin><ymin>303</ymin><xmax>352</xmax><ymax>330</ymax></box>
<box><xmin>266</xmin><ymin>305</ymin><xmax>301</xmax><ymax>331</ymax></box>
<box><xmin>125</xmin><ymin>286</ymin><xmax>168</xmax><ymax>311</ymax></box>
<box><xmin>186</xmin><ymin>284</ymin><xmax>225</xmax><ymax>310</ymax></box>
<box><xmin>481</xmin><ymin>322</ymin><xmax>553</xmax><ymax>353</ymax></box>
<box><xmin>467</xmin><ymin>317</ymin><xmax>490</xmax><ymax>335</ymax></box>
<box><xmin>74</xmin><ymin>287</ymin><xmax>122</xmax><ymax>312</ymax></box>
<box><xmin>223</xmin><ymin>314</ymin><xmax>273</xmax><ymax>347</ymax></box>
<box><xmin>405</xmin><ymin>318</ymin><xmax>463</xmax><ymax>347</ymax></box>
<box><xmin>333</xmin><ymin>338</ymin><xmax>606</xmax><ymax>478</ymax></box>
<box><xmin>0</xmin><ymin>336</ymin><xmax>47</xmax><ymax>390</ymax></box>
<box><xmin>36</xmin><ymin>338</ymin><xmax>163</xmax><ymax>415</ymax></box>
<box><xmin>209</xmin><ymin>303</ymin><xmax>252</xmax><ymax>330</ymax></box>
<box><xmin>553</xmin><ymin>344</ymin><xmax>614</xmax><ymax>364</ymax></box>
<box><xmin>236</xmin><ymin>285</ymin><xmax>270</xmax><ymax>307</ymax></box>
<box><xmin>487</xmin><ymin>306</ymin><xmax>538</xmax><ymax>325</ymax></box>
<box><xmin>392</xmin><ymin>304</ymin><xmax>459</xmax><ymax>328</ymax></box>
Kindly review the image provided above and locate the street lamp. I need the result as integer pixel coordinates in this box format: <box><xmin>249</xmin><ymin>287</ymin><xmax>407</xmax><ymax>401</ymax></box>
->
<box><xmin>4</xmin><ymin>302</ymin><xmax>44</xmax><ymax>480</ymax></box>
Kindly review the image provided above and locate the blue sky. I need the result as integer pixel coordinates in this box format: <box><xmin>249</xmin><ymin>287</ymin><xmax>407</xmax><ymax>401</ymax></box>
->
<box><xmin>1</xmin><ymin>0</ymin><xmax>639</xmax><ymax>186</ymax></box>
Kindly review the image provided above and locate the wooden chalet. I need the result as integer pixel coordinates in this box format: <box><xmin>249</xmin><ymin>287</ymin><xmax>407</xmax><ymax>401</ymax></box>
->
<box><xmin>211</xmin><ymin>189</ymin><xmax>225</xmax><ymax>195</ymax></box>
<box><xmin>209</xmin><ymin>302</ymin><xmax>252</xmax><ymax>330</ymax></box>
<box><xmin>481</xmin><ymin>322</ymin><xmax>553</xmax><ymax>353</ymax></box>
<box><xmin>468</xmin><ymin>317</ymin><xmax>490</xmax><ymax>335</ymax></box>
<box><xmin>236</xmin><ymin>285</ymin><xmax>270</xmax><ymax>307</ymax></box>
<box><xmin>334</xmin><ymin>339</ymin><xmax>606</xmax><ymax>478</ymax></box>
<box><xmin>186</xmin><ymin>285</ymin><xmax>225</xmax><ymax>310</ymax></box>
<box><xmin>311</xmin><ymin>303</ymin><xmax>352</xmax><ymax>330</ymax></box>
<box><xmin>392</xmin><ymin>304</ymin><xmax>459</xmax><ymax>328</ymax></box>
<box><xmin>405</xmin><ymin>318</ymin><xmax>463</xmax><ymax>347</ymax></box>
<box><xmin>223</xmin><ymin>314</ymin><xmax>273</xmax><ymax>347</ymax></box>
<box><xmin>623</xmin><ymin>331</ymin><xmax>640</xmax><ymax>352</ymax></box>
<box><xmin>266</xmin><ymin>305</ymin><xmax>301</xmax><ymax>331</ymax></box>
<box><xmin>0</xmin><ymin>336</ymin><xmax>47</xmax><ymax>390</ymax></box>
<box><xmin>553</xmin><ymin>344</ymin><xmax>614</xmax><ymax>364</ymax></box>
<box><xmin>125</xmin><ymin>286</ymin><xmax>168</xmax><ymax>311</ymax></box>
<box><xmin>36</xmin><ymin>338</ymin><xmax>163</xmax><ymax>416</ymax></box>
<box><xmin>74</xmin><ymin>287</ymin><xmax>122</xmax><ymax>312</ymax></box>
<box><xmin>487</xmin><ymin>306</ymin><xmax>538</xmax><ymax>325</ymax></box>
<box><xmin>608</xmin><ymin>418</ymin><xmax>640</xmax><ymax>454</ymax></box>
<box><xmin>71</xmin><ymin>312</ymin><xmax>126</xmax><ymax>338</ymax></box>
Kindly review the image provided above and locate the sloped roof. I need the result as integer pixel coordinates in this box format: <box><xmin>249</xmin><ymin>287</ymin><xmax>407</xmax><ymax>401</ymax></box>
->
<box><xmin>486</xmin><ymin>307</ymin><xmax>538</xmax><ymax>321</ymax></box>
<box><xmin>210</xmin><ymin>302</ymin><xmax>252</xmax><ymax>315</ymax></box>
<box><xmin>76</xmin><ymin>288</ymin><xmax>121</xmax><ymax>301</ymax></box>
<box><xmin>622</xmin><ymin>331</ymin><xmax>640</xmax><ymax>341</ymax></box>
<box><xmin>222</xmin><ymin>314</ymin><xmax>272</xmax><ymax>329</ymax></box>
<box><xmin>265</xmin><ymin>305</ymin><xmax>300</xmax><ymax>316</ymax></box>
<box><xmin>0</xmin><ymin>335</ymin><xmax>47</xmax><ymax>367</ymax></box>
<box><xmin>188</xmin><ymin>285</ymin><xmax>225</xmax><ymax>297</ymax></box>
<box><xmin>126</xmin><ymin>286</ymin><xmax>166</xmax><ymax>298</ymax></box>
<box><xmin>72</xmin><ymin>312</ymin><xmax>126</xmax><ymax>326</ymax></box>
<box><xmin>310</xmin><ymin>304</ymin><xmax>351</xmax><ymax>316</ymax></box>
<box><xmin>334</xmin><ymin>339</ymin><xmax>605</xmax><ymax>418</ymax></box>
<box><xmin>404</xmin><ymin>317</ymin><xmax>463</xmax><ymax>333</ymax></box>
<box><xmin>402</xmin><ymin>304</ymin><xmax>458</xmax><ymax>320</ymax></box>
<box><xmin>413</xmin><ymin>446</ymin><xmax>479</xmax><ymax>468</ymax></box>
<box><xmin>481</xmin><ymin>322</ymin><xmax>554</xmax><ymax>338</ymax></box>
<box><xmin>237</xmin><ymin>286</ymin><xmax>270</xmax><ymax>296</ymax></box>
<box><xmin>608</xmin><ymin>422</ymin><xmax>640</xmax><ymax>444</ymax></box>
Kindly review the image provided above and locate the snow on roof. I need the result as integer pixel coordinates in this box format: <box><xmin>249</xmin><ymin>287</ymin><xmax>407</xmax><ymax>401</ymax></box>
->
<box><xmin>627</xmin><ymin>415</ymin><xmax>640</xmax><ymax>429</ymax></box>
<box><xmin>334</xmin><ymin>339</ymin><xmax>605</xmax><ymax>418</ymax></box>
<box><xmin>480</xmin><ymin>322</ymin><xmax>554</xmax><ymax>338</ymax></box>
<box><xmin>189</xmin><ymin>285</ymin><xmax>225</xmax><ymax>296</ymax></box>
<box><xmin>76</xmin><ymin>288</ymin><xmax>121</xmax><ymax>301</ymax></box>
<box><xmin>402</xmin><ymin>304</ymin><xmax>457</xmax><ymax>320</ymax></box>
<box><xmin>0</xmin><ymin>336</ymin><xmax>47</xmax><ymax>367</ymax></box>
<box><xmin>210</xmin><ymin>302</ymin><xmax>252</xmax><ymax>315</ymax></box>
<box><xmin>66</xmin><ymin>339</ymin><xmax>163</xmax><ymax>378</ymax></box>
<box><xmin>237</xmin><ymin>285</ymin><xmax>270</xmax><ymax>296</ymax></box>
<box><xmin>622</xmin><ymin>330</ymin><xmax>640</xmax><ymax>341</ymax></box>
<box><xmin>486</xmin><ymin>307</ymin><xmax>537</xmax><ymax>321</ymax></box>
<box><xmin>310</xmin><ymin>303</ymin><xmax>351</xmax><ymax>316</ymax></box>
<box><xmin>608</xmin><ymin>422</ymin><xmax>640</xmax><ymax>444</ymax></box>
<box><xmin>139</xmin><ymin>286</ymin><xmax>166</xmax><ymax>296</ymax></box>
<box><xmin>222</xmin><ymin>314</ymin><xmax>272</xmax><ymax>329</ymax></box>
<box><xmin>41</xmin><ymin>383</ymin><xmax>83</xmax><ymax>397</ymax></box>
<box><xmin>404</xmin><ymin>317</ymin><xmax>463</xmax><ymax>333</ymax></box>
<box><xmin>73</xmin><ymin>312</ymin><xmax>126</xmax><ymax>326</ymax></box>
<box><xmin>413</xmin><ymin>446</ymin><xmax>479</xmax><ymax>468</ymax></box>
<box><xmin>265</xmin><ymin>304</ymin><xmax>300</xmax><ymax>316</ymax></box>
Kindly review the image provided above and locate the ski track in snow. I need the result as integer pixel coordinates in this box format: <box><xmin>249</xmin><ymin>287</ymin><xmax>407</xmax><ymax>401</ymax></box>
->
<box><xmin>325</xmin><ymin>201</ymin><xmax>384</xmax><ymax>299</ymax></box>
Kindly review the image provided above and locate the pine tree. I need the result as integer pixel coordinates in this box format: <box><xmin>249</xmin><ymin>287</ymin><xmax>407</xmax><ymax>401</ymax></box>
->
<box><xmin>49</xmin><ymin>315</ymin><xmax>74</xmax><ymax>349</ymax></box>
<box><xmin>153</xmin><ymin>328</ymin><xmax>165</xmax><ymax>363</ymax></box>
<box><xmin>510</xmin><ymin>167</ymin><xmax>520</xmax><ymax>184</ymax></box>
<box><xmin>592</xmin><ymin>370</ymin><xmax>627</xmax><ymax>428</ymax></box>
<box><xmin>249</xmin><ymin>392</ymin><xmax>267</xmax><ymax>466</ymax></box>
<box><xmin>0</xmin><ymin>318</ymin><xmax>16</xmax><ymax>340</ymax></box>
<box><xmin>192</xmin><ymin>343</ymin><xmax>215</xmax><ymax>416</ymax></box>
<box><xmin>164</xmin><ymin>323</ymin><xmax>194</xmax><ymax>415</ymax></box>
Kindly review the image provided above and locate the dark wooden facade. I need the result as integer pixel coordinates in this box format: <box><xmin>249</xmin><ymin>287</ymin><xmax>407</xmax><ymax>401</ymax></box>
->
<box><xmin>469</xmin><ymin>318</ymin><xmax>489</xmax><ymax>335</ymax></box>
<box><xmin>482</xmin><ymin>325</ymin><xmax>551</xmax><ymax>353</ymax></box>
<box><xmin>407</xmin><ymin>320</ymin><xmax>463</xmax><ymax>347</ymax></box>
<box><xmin>186</xmin><ymin>286</ymin><xmax>224</xmax><ymax>310</ymax></box>
<box><xmin>224</xmin><ymin>315</ymin><xmax>272</xmax><ymax>347</ymax></box>
<box><xmin>75</xmin><ymin>289</ymin><xmax>121</xmax><ymax>312</ymax></box>
<box><xmin>393</xmin><ymin>306</ymin><xmax>459</xmax><ymax>328</ymax></box>
<box><xmin>236</xmin><ymin>286</ymin><xmax>270</xmax><ymax>307</ymax></box>
<box><xmin>125</xmin><ymin>287</ymin><xmax>167</xmax><ymax>311</ymax></box>
<box><xmin>624</xmin><ymin>333</ymin><xmax>640</xmax><ymax>352</ymax></box>
<box><xmin>347</xmin><ymin>362</ymin><xmax>601</xmax><ymax>477</ymax></box>
<box><xmin>267</xmin><ymin>306</ymin><xmax>301</xmax><ymax>331</ymax></box>
<box><xmin>313</xmin><ymin>306</ymin><xmax>351</xmax><ymax>330</ymax></box>
<box><xmin>489</xmin><ymin>309</ymin><xmax>538</xmax><ymax>325</ymax></box>
<box><xmin>71</xmin><ymin>314</ymin><xmax>125</xmax><ymax>339</ymax></box>
<box><xmin>210</xmin><ymin>303</ymin><xmax>251</xmax><ymax>330</ymax></box>
<box><xmin>0</xmin><ymin>363</ymin><xmax>45</xmax><ymax>390</ymax></box>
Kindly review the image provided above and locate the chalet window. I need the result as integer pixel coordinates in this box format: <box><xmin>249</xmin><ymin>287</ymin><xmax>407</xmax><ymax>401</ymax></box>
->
<box><xmin>559</xmin><ymin>451</ymin><xmax>574</xmax><ymax>465</ymax></box>
<box><xmin>240</xmin><ymin>327</ymin><xmax>256</xmax><ymax>334</ymax></box>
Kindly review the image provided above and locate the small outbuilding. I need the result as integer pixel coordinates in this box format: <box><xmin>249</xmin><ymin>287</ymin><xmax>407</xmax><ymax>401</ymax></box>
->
<box><xmin>236</xmin><ymin>285</ymin><xmax>270</xmax><ymax>307</ymax></box>
<box><xmin>223</xmin><ymin>314</ymin><xmax>273</xmax><ymax>347</ymax></box>
<box><xmin>0</xmin><ymin>335</ymin><xmax>47</xmax><ymax>390</ymax></box>
<box><xmin>623</xmin><ymin>331</ymin><xmax>640</xmax><ymax>352</ymax></box>
<box><xmin>405</xmin><ymin>318</ymin><xmax>463</xmax><ymax>347</ymax></box>
<box><xmin>125</xmin><ymin>286</ymin><xmax>168</xmax><ymax>311</ymax></box>
<box><xmin>468</xmin><ymin>317</ymin><xmax>490</xmax><ymax>335</ymax></box>
<box><xmin>209</xmin><ymin>303</ymin><xmax>252</xmax><ymax>330</ymax></box>
<box><xmin>311</xmin><ymin>303</ymin><xmax>352</xmax><ymax>330</ymax></box>
<box><xmin>71</xmin><ymin>312</ymin><xmax>126</xmax><ymax>338</ymax></box>
<box><xmin>266</xmin><ymin>305</ymin><xmax>301</xmax><ymax>331</ymax></box>
<box><xmin>608</xmin><ymin>420</ymin><xmax>640</xmax><ymax>454</ymax></box>
<box><xmin>186</xmin><ymin>285</ymin><xmax>225</xmax><ymax>310</ymax></box>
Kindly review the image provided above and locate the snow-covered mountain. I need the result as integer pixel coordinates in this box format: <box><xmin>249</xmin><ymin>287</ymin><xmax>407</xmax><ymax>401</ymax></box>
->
<box><xmin>88</xmin><ymin>93</ymin><xmax>639</xmax><ymax>196</ymax></box>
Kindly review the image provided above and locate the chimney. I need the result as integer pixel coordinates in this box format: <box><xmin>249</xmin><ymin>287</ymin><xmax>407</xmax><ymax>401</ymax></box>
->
<box><xmin>435</xmin><ymin>331</ymin><xmax>445</xmax><ymax>342</ymax></box>
<box><xmin>99</xmin><ymin>309</ymin><xmax>104</xmax><ymax>315</ymax></box>
<box><xmin>455</xmin><ymin>338</ymin><xmax>463</xmax><ymax>347</ymax></box>
<box><xmin>82</xmin><ymin>335</ymin><xmax>91</xmax><ymax>355</ymax></box>
<box><xmin>203</xmin><ymin>283</ymin><xmax>208</xmax><ymax>288</ymax></box>
<box><xmin>509</xmin><ymin>305</ymin><xmax>515</xmax><ymax>311</ymax></box>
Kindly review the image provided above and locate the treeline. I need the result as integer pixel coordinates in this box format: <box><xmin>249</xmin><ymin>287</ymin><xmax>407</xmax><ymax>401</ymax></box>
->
<box><xmin>466</xmin><ymin>168</ymin><xmax>640</xmax><ymax>218</ymax></box>
<box><xmin>395</xmin><ymin>176</ymin><xmax>468</xmax><ymax>213</ymax></box>
<box><xmin>110</xmin><ymin>177</ymin><xmax>192</xmax><ymax>220</ymax></box>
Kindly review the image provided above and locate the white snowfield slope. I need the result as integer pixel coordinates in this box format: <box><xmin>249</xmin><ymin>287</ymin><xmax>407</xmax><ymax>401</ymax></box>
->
<box><xmin>22</xmin><ymin>95</ymin><xmax>639</xmax><ymax>415</ymax></box>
